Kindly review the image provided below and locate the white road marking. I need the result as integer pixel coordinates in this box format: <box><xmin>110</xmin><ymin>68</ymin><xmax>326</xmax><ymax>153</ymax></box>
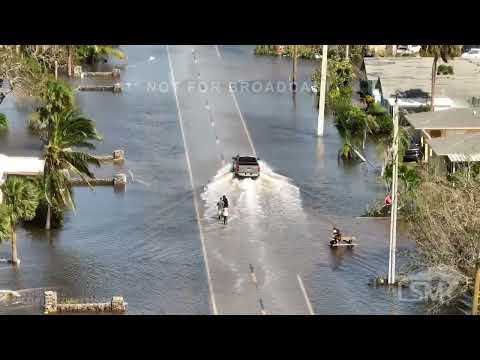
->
<box><xmin>229</xmin><ymin>83</ymin><xmax>257</xmax><ymax>157</ymax></box>
<box><xmin>214</xmin><ymin>45</ymin><xmax>222</xmax><ymax>58</ymax></box>
<box><xmin>213</xmin><ymin>45</ymin><xmax>256</xmax><ymax>157</ymax></box>
<box><xmin>297</xmin><ymin>274</ymin><xmax>315</xmax><ymax>315</ymax></box>
<box><xmin>166</xmin><ymin>45</ymin><xmax>219</xmax><ymax>315</ymax></box>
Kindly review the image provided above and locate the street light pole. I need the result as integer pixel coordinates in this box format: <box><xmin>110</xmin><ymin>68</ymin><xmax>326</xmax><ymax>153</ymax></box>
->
<box><xmin>292</xmin><ymin>45</ymin><xmax>298</xmax><ymax>92</ymax></box>
<box><xmin>317</xmin><ymin>45</ymin><xmax>328</xmax><ymax>137</ymax></box>
<box><xmin>388</xmin><ymin>99</ymin><xmax>400</xmax><ymax>285</ymax></box>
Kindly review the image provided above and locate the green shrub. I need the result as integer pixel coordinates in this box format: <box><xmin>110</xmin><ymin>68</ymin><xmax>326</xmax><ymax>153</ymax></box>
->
<box><xmin>0</xmin><ymin>113</ymin><xmax>7</xmax><ymax>129</ymax></box>
<box><xmin>384</xmin><ymin>163</ymin><xmax>421</xmax><ymax>190</ymax></box>
<box><xmin>366</xmin><ymin>102</ymin><xmax>386</xmax><ymax>116</ymax></box>
<box><xmin>362</xmin><ymin>202</ymin><xmax>390</xmax><ymax>217</ymax></box>
<box><xmin>375</xmin><ymin>114</ymin><xmax>394</xmax><ymax>135</ymax></box>
<box><xmin>437</xmin><ymin>64</ymin><xmax>454</xmax><ymax>75</ymax></box>
<box><xmin>254</xmin><ymin>45</ymin><xmax>277</xmax><ymax>56</ymax></box>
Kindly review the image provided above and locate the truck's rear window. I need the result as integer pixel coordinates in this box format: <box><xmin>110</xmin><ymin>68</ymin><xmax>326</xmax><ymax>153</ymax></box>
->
<box><xmin>238</xmin><ymin>157</ymin><xmax>258</xmax><ymax>164</ymax></box>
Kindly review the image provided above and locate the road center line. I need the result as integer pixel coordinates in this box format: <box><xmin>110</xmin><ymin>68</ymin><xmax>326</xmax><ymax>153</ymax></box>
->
<box><xmin>229</xmin><ymin>83</ymin><xmax>257</xmax><ymax>157</ymax></box>
<box><xmin>297</xmin><ymin>274</ymin><xmax>315</xmax><ymax>315</ymax></box>
<box><xmin>166</xmin><ymin>45</ymin><xmax>219</xmax><ymax>315</ymax></box>
<box><xmin>214</xmin><ymin>45</ymin><xmax>222</xmax><ymax>59</ymax></box>
<box><xmin>213</xmin><ymin>45</ymin><xmax>256</xmax><ymax>157</ymax></box>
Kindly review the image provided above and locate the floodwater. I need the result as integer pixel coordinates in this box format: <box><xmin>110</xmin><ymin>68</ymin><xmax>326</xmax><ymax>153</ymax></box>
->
<box><xmin>0</xmin><ymin>45</ymin><xmax>425</xmax><ymax>314</ymax></box>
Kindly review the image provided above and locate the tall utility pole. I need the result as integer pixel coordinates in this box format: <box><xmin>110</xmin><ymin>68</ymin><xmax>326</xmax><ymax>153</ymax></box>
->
<box><xmin>473</xmin><ymin>260</ymin><xmax>480</xmax><ymax>315</ymax></box>
<box><xmin>388</xmin><ymin>100</ymin><xmax>400</xmax><ymax>284</ymax></box>
<box><xmin>292</xmin><ymin>45</ymin><xmax>298</xmax><ymax>92</ymax></box>
<box><xmin>317</xmin><ymin>45</ymin><xmax>328</xmax><ymax>137</ymax></box>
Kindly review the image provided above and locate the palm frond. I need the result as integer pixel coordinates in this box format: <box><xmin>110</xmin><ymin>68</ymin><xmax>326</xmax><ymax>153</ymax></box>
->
<box><xmin>0</xmin><ymin>176</ymin><xmax>40</xmax><ymax>223</ymax></box>
<box><xmin>0</xmin><ymin>203</ymin><xmax>11</xmax><ymax>241</ymax></box>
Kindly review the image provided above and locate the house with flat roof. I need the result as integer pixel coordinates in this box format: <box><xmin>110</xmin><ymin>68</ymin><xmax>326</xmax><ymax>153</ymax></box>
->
<box><xmin>404</xmin><ymin>109</ymin><xmax>480</xmax><ymax>170</ymax></box>
<box><xmin>363</xmin><ymin>57</ymin><xmax>480</xmax><ymax>114</ymax></box>
<box><xmin>428</xmin><ymin>133</ymin><xmax>480</xmax><ymax>172</ymax></box>
<box><xmin>0</xmin><ymin>154</ymin><xmax>44</xmax><ymax>202</ymax></box>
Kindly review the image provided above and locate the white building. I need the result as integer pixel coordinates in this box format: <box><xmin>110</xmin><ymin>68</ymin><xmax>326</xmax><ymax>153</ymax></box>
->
<box><xmin>0</xmin><ymin>154</ymin><xmax>44</xmax><ymax>202</ymax></box>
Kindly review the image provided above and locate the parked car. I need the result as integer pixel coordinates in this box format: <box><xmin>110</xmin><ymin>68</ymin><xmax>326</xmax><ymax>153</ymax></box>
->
<box><xmin>403</xmin><ymin>143</ymin><xmax>422</xmax><ymax>162</ymax></box>
<box><xmin>232</xmin><ymin>155</ymin><xmax>260</xmax><ymax>179</ymax></box>
<box><xmin>461</xmin><ymin>48</ymin><xmax>480</xmax><ymax>59</ymax></box>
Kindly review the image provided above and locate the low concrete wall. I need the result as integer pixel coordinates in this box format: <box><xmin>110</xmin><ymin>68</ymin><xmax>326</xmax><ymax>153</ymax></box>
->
<box><xmin>94</xmin><ymin>150</ymin><xmax>125</xmax><ymax>163</ymax></box>
<box><xmin>69</xmin><ymin>173</ymin><xmax>127</xmax><ymax>190</ymax></box>
<box><xmin>77</xmin><ymin>83</ymin><xmax>122</xmax><ymax>93</ymax></box>
<box><xmin>69</xmin><ymin>178</ymin><xmax>113</xmax><ymax>186</ymax></box>
<box><xmin>44</xmin><ymin>291</ymin><xmax>127</xmax><ymax>314</ymax></box>
<box><xmin>74</xmin><ymin>66</ymin><xmax>121</xmax><ymax>79</ymax></box>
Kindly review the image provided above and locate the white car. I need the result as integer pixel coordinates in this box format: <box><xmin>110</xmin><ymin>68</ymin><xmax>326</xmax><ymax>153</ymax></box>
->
<box><xmin>461</xmin><ymin>48</ymin><xmax>480</xmax><ymax>59</ymax></box>
<box><xmin>396</xmin><ymin>45</ymin><xmax>421</xmax><ymax>55</ymax></box>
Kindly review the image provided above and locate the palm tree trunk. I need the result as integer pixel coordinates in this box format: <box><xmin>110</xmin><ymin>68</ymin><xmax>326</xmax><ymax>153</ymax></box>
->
<box><xmin>431</xmin><ymin>57</ymin><xmax>438</xmax><ymax>112</ymax></box>
<box><xmin>46</xmin><ymin>204</ymin><xmax>51</xmax><ymax>230</ymax></box>
<box><xmin>11</xmin><ymin>223</ymin><xmax>18</xmax><ymax>265</ymax></box>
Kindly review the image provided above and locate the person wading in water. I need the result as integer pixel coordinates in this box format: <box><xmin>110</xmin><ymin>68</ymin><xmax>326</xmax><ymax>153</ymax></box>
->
<box><xmin>217</xmin><ymin>197</ymin><xmax>224</xmax><ymax>220</ymax></box>
<box><xmin>222</xmin><ymin>195</ymin><xmax>229</xmax><ymax>225</ymax></box>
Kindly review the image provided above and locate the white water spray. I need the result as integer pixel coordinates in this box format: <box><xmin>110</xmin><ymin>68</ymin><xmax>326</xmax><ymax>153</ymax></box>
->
<box><xmin>200</xmin><ymin>161</ymin><xmax>304</xmax><ymax>222</ymax></box>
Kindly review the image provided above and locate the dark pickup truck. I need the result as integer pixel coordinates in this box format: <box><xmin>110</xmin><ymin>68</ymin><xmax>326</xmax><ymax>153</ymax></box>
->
<box><xmin>232</xmin><ymin>155</ymin><xmax>260</xmax><ymax>179</ymax></box>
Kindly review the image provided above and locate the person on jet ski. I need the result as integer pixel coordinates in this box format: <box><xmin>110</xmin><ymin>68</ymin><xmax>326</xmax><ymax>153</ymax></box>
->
<box><xmin>330</xmin><ymin>227</ymin><xmax>342</xmax><ymax>245</ymax></box>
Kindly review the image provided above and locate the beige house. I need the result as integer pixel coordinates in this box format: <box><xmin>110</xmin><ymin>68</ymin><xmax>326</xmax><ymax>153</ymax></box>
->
<box><xmin>404</xmin><ymin>109</ymin><xmax>480</xmax><ymax>170</ymax></box>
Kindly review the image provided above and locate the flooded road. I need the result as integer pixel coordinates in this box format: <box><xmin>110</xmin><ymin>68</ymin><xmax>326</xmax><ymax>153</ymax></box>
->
<box><xmin>0</xmin><ymin>45</ymin><xmax>424</xmax><ymax>314</ymax></box>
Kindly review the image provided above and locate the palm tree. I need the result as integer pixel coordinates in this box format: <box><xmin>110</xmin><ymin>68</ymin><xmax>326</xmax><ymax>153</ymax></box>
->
<box><xmin>0</xmin><ymin>177</ymin><xmax>39</xmax><ymax>264</ymax></box>
<box><xmin>39</xmin><ymin>80</ymin><xmax>75</xmax><ymax>122</ymax></box>
<box><xmin>421</xmin><ymin>45</ymin><xmax>460</xmax><ymax>111</ymax></box>
<box><xmin>43</xmin><ymin>110</ymin><xmax>102</xmax><ymax>229</ymax></box>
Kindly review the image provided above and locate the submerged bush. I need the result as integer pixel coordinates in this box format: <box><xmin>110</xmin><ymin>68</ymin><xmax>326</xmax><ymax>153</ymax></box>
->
<box><xmin>437</xmin><ymin>64</ymin><xmax>454</xmax><ymax>75</ymax></box>
<box><xmin>254</xmin><ymin>45</ymin><xmax>277</xmax><ymax>56</ymax></box>
<box><xmin>0</xmin><ymin>113</ymin><xmax>7</xmax><ymax>129</ymax></box>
